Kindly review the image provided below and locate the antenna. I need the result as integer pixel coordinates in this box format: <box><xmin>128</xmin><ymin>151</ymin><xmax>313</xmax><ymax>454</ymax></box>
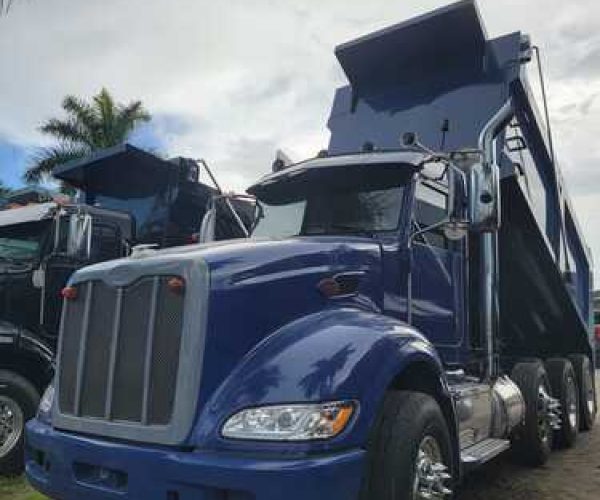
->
<box><xmin>440</xmin><ymin>119</ymin><xmax>450</xmax><ymax>151</ymax></box>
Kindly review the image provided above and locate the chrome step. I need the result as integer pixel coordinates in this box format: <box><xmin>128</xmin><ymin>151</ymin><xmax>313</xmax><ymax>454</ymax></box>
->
<box><xmin>461</xmin><ymin>438</ymin><xmax>510</xmax><ymax>470</ymax></box>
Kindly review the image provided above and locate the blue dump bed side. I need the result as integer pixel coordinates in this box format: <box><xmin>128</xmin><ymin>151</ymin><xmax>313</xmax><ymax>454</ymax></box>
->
<box><xmin>327</xmin><ymin>0</ymin><xmax>593</xmax><ymax>356</ymax></box>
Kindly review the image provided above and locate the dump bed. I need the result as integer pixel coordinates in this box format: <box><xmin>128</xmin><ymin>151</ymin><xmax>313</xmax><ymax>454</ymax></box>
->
<box><xmin>326</xmin><ymin>0</ymin><xmax>592</xmax><ymax>355</ymax></box>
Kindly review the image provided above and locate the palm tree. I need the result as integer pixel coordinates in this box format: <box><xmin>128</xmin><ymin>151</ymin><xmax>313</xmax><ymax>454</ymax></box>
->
<box><xmin>25</xmin><ymin>88</ymin><xmax>151</xmax><ymax>183</ymax></box>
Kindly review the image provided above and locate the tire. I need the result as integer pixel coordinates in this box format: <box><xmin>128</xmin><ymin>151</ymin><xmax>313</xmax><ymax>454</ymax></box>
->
<box><xmin>0</xmin><ymin>370</ymin><xmax>40</xmax><ymax>476</ymax></box>
<box><xmin>568</xmin><ymin>354</ymin><xmax>596</xmax><ymax>431</ymax></box>
<box><xmin>510</xmin><ymin>360</ymin><xmax>553</xmax><ymax>466</ymax></box>
<box><xmin>360</xmin><ymin>391</ymin><xmax>453</xmax><ymax>500</ymax></box>
<box><xmin>545</xmin><ymin>358</ymin><xmax>579</xmax><ymax>448</ymax></box>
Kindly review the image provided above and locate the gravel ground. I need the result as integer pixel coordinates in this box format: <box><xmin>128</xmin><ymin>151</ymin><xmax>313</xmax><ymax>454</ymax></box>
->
<box><xmin>459</xmin><ymin>372</ymin><xmax>600</xmax><ymax>500</ymax></box>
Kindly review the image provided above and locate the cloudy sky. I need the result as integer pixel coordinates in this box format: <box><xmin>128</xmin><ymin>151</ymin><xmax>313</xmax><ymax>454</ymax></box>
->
<box><xmin>1</xmin><ymin>0</ymin><xmax>599</xmax><ymax>276</ymax></box>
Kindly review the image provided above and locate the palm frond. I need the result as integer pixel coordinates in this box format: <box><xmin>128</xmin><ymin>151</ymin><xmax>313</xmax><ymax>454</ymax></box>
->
<box><xmin>61</xmin><ymin>95</ymin><xmax>101</xmax><ymax>146</ymax></box>
<box><xmin>94</xmin><ymin>88</ymin><xmax>117</xmax><ymax>146</ymax></box>
<box><xmin>114</xmin><ymin>100</ymin><xmax>151</xmax><ymax>139</ymax></box>
<box><xmin>24</xmin><ymin>145</ymin><xmax>90</xmax><ymax>184</ymax></box>
<box><xmin>39</xmin><ymin>118</ymin><xmax>95</xmax><ymax>148</ymax></box>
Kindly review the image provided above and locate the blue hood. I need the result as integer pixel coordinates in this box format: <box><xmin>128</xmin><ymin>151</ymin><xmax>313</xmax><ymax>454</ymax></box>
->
<box><xmin>196</xmin><ymin>236</ymin><xmax>383</xmax><ymax>408</ymax></box>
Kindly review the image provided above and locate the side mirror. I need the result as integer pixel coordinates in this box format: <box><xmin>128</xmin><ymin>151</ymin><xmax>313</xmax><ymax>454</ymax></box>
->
<box><xmin>66</xmin><ymin>213</ymin><xmax>92</xmax><ymax>259</ymax></box>
<box><xmin>443</xmin><ymin>165</ymin><xmax>469</xmax><ymax>240</ymax></box>
<box><xmin>468</xmin><ymin>161</ymin><xmax>500</xmax><ymax>232</ymax></box>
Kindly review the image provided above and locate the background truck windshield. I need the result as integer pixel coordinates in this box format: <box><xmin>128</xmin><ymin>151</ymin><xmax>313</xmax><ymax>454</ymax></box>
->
<box><xmin>0</xmin><ymin>220</ymin><xmax>49</xmax><ymax>261</ymax></box>
<box><xmin>252</xmin><ymin>185</ymin><xmax>405</xmax><ymax>239</ymax></box>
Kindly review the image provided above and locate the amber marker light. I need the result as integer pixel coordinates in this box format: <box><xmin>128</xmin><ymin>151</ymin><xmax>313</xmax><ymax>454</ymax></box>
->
<box><xmin>60</xmin><ymin>286</ymin><xmax>78</xmax><ymax>300</ymax></box>
<box><xmin>328</xmin><ymin>403</ymin><xmax>355</xmax><ymax>436</ymax></box>
<box><xmin>167</xmin><ymin>277</ymin><xmax>186</xmax><ymax>295</ymax></box>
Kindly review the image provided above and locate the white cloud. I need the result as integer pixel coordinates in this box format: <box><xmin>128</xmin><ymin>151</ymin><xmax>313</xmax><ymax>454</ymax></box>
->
<box><xmin>1</xmin><ymin>0</ymin><xmax>600</xmax><ymax>278</ymax></box>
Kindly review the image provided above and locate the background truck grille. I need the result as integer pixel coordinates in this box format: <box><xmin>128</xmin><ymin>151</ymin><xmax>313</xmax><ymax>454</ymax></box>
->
<box><xmin>58</xmin><ymin>276</ymin><xmax>184</xmax><ymax>426</ymax></box>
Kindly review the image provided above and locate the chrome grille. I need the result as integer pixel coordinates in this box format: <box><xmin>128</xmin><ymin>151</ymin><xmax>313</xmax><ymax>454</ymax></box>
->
<box><xmin>58</xmin><ymin>276</ymin><xmax>184</xmax><ymax>426</ymax></box>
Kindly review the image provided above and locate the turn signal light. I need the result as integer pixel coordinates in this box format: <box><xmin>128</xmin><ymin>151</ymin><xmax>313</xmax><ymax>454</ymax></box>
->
<box><xmin>167</xmin><ymin>277</ymin><xmax>186</xmax><ymax>295</ymax></box>
<box><xmin>61</xmin><ymin>286</ymin><xmax>78</xmax><ymax>300</ymax></box>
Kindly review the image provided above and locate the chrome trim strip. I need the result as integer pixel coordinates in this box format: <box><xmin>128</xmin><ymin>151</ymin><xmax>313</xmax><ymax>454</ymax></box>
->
<box><xmin>104</xmin><ymin>287</ymin><xmax>123</xmax><ymax>419</ymax></box>
<box><xmin>73</xmin><ymin>282</ymin><xmax>93</xmax><ymax>416</ymax></box>
<box><xmin>141</xmin><ymin>277</ymin><xmax>160</xmax><ymax>424</ymax></box>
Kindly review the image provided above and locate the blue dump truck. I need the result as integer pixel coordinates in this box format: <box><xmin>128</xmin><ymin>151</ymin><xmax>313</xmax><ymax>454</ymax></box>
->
<box><xmin>25</xmin><ymin>1</ymin><xmax>596</xmax><ymax>499</ymax></box>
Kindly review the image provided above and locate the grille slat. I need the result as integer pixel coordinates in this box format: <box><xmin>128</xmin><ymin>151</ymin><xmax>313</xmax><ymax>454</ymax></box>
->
<box><xmin>58</xmin><ymin>275</ymin><xmax>185</xmax><ymax>427</ymax></box>
<box><xmin>104</xmin><ymin>288</ymin><xmax>123</xmax><ymax>419</ymax></box>
<box><xmin>141</xmin><ymin>277</ymin><xmax>160</xmax><ymax>425</ymax></box>
<box><xmin>80</xmin><ymin>282</ymin><xmax>117</xmax><ymax>418</ymax></box>
<box><xmin>73</xmin><ymin>283</ymin><xmax>93</xmax><ymax>416</ymax></box>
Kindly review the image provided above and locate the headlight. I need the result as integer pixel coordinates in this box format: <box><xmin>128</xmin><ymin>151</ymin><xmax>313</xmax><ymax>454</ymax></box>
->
<box><xmin>37</xmin><ymin>383</ymin><xmax>55</xmax><ymax>423</ymax></box>
<box><xmin>221</xmin><ymin>401</ymin><xmax>356</xmax><ymax>441</ymax></box>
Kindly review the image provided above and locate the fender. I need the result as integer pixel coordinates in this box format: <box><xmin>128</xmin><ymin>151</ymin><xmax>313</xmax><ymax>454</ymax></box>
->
<box><xmin>193</xmin><ymin>307</ymin><xmax>455</xmax><ymax>455</ymax></box>
<box><xmin>0</xmin><ymin>321</ymin><xmax>54</xmax><ymax>392</ymax></box>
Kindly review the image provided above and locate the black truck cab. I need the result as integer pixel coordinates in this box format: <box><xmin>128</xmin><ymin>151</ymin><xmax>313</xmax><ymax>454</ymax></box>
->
<box><xmin>0</xmin><ymin>144</ymin><xmax>253</xmax><ymax>474</ymax></box>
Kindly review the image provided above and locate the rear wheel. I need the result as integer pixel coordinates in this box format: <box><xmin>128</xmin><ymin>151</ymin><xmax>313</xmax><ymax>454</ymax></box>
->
<box><xmin>361</xmin><ymin>391</ymin><xmax>453</xmax><ymax>500</ymax></box>
<box><xmin>568</xmin><ymin>354</ymin><xmax>596</xmax><ymax>430</ymax></box>
<box><xmin>545</xmin><ymin>358</ymin><xmax>579</xmax><ymax>448</ymax></box>
<box><xmin>0</xmin><ymin>370</ymin><xmax>40</xmax><ymax>476</ymax></box>
<box><xmin>510</xmin><ymin>361</ymin><xmax>554</xmax><ymax>466</ymax></box>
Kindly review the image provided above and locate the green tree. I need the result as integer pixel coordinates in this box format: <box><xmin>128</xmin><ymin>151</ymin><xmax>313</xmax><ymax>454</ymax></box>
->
<box><xmin>25</xmin><ymin>88</ymin><xmax>151</xmax><ymax>183</ymax></box>
<box><xmin>0</xmin><ymin>182</ymin><xmax>13</xmax><ymax>198</ymax></box>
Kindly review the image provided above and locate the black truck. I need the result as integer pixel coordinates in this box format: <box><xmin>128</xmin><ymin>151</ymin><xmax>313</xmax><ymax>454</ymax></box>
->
<box><xmin>0</xmin><ymin>144</ymin><xmax>252</xmax><ymax>473</ymax></box>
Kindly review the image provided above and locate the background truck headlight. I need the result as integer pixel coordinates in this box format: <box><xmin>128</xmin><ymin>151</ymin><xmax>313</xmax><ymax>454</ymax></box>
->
<box><xmin>37</xmin><ymin>382</ymin><xmax>55</xmax><ymax>424</ymax></box>
<box><xmin>221</xmin><ymin>401</ymin><xmax>356</xmax><ymax>441</ymax></box>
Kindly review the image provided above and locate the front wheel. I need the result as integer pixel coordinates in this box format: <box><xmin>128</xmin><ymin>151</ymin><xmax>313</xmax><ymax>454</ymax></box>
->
<box><xmin>361</xmin><ymin>391</ymin><xmax>453</xmax><ymax>500</ymax></box>
<box><xmin>0</xmin><ymin>370</ymin><xmax>40</xmax><ymax>476</ymax></box>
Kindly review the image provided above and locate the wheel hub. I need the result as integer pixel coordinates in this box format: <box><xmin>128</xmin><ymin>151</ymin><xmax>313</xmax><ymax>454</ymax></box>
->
<box><xmin>0</xmin><ymin>396</ymin><xmax>23</xmax><ymax>458</ymax></box>
<box><xmin>538</xmin><ymin>385</ymin><xmax>561</xmax><ymax>438</ymax></box>
<box><xmin>565</xmin><ymin>375</ymin><xmax>578</xmax><ymax>429</ymax></box>
<box><xmin>413</xmin><ymin>435</ymin><xmax>452</xmax><ymax>500</ymax></box>
<box><xmin>585</xmin><ymin>370</ymin><xmax>595</xmax><ymax>416</ymax></box>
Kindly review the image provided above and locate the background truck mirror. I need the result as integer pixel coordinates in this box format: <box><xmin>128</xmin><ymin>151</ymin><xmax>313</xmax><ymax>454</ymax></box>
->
<box><xmin>443</xmin><ymin>164</ymin><xmax>469</xmax><ymax>240</ymax></box>
<box><xmin>468</xmin><ymin>162</ymin><xmax>500</xmax><ymax>232</ymax></box>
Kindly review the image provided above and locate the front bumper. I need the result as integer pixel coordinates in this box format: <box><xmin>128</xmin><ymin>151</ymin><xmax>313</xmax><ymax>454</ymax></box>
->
<box><xmin>26</xmin><ymin>419</ymin><xmax>366</xmax><ymax>500</ymax></box>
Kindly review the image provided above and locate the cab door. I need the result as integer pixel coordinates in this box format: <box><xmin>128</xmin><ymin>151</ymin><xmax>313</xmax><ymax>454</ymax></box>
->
<box><xmin>410</xmin><ymin>180</ymin><xmax>466</xmax><ymax>365</ymax></box>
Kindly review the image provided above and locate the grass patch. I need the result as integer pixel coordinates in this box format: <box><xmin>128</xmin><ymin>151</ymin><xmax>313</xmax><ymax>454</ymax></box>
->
<box><xmin>0</xmin><ymin>476</ymin><xmax>45</xmax><ymax>500</ymax></box>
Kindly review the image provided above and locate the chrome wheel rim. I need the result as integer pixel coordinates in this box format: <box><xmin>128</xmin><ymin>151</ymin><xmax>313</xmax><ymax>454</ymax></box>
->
<box><xmin>566</xmin><ymin>375</ymin><xmax>578</xmax><ymax>429</ymax></box>
<box><xmin>585</xmin><ymin>370</ymin><xmax>595</xmax><ymax>416</ymax></box>
<box><xmin>0</xmin><ymin>396</ymin><xmax>23</xmax><ymax>458</ymax></box>
<box><xmin>537</xmin><ymin>385</ymin><xmax>551</xmax><ymax>444</ymax></box>
<box><xmin>413</xmin><ymin>435</ymin><xmax>451</xmax><ymax>499</ymax></box>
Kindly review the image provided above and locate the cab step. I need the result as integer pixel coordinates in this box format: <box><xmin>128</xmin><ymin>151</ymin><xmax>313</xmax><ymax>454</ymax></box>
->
<box><xmin>460</xmin><ymin>438</ymin><xmax>510</xmax><ymax>470</ymax></box>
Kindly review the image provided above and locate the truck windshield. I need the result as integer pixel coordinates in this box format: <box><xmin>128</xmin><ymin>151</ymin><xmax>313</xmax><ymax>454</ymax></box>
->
<box><xmin>252</xmin><ymin>185</ymin><xmax>405</xmax><ymax>239</ymax></box>
<box><xmin>0</xmin><ymin>220</ymin><xmax>50</xmax><ymax>261</ymax></box>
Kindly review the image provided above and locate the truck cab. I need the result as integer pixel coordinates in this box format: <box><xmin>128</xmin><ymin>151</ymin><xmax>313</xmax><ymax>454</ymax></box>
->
<box><xmin>25</xmin><ymin>1</ymin><xmax>595</xmax><ymax>499</ymax></box>
<box><xmin>0</xmin><ymin>202</ymin><xmax>131</xmax><ymax>473</ymax></box>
